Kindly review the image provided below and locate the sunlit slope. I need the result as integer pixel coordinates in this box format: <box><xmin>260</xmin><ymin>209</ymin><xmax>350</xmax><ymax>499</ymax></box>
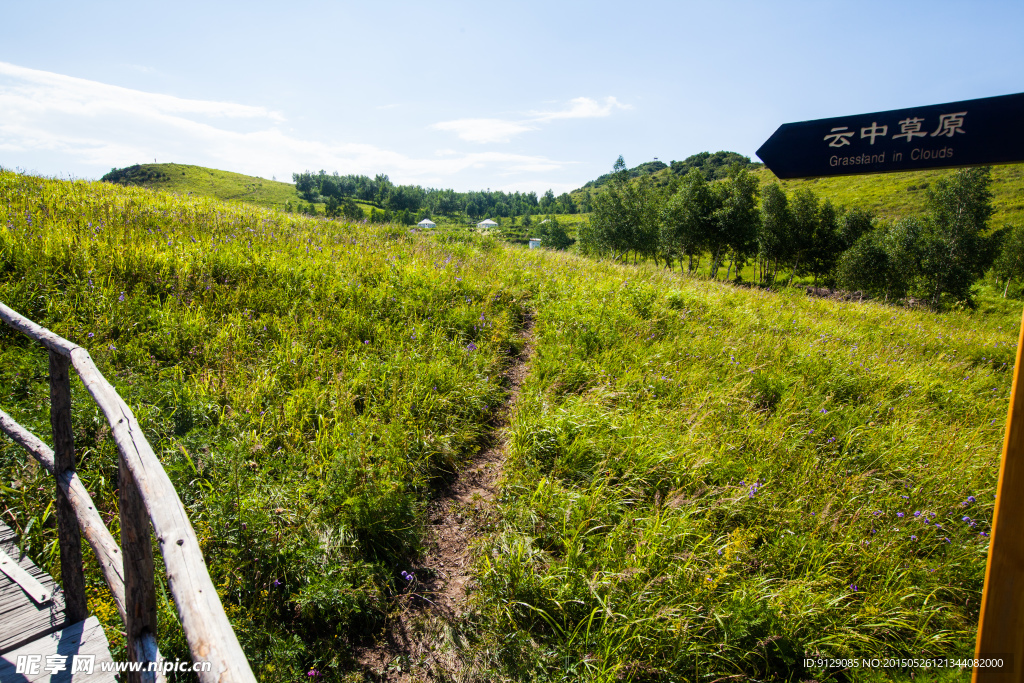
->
<box><xmin>754</xmin><ymin>163</ymin><xmax>1024</xmax><ymax>226</ymax></box>
<box><xmin>0</xmin><ymin>171</ymin><xmax>529</xmax><ymax>675</ymax></box>
<box><xmin>0</xmin><ymin>170</ymin><xmax>1018</xmax><ymax>679</ymax></box>
<box><xmin>470</xmin><ymin>251</ymin><xmax>1016</xmax><ymax>678</ymax></box>
<box><xmin>100</xmin><ymin>162</ymin><xmax>375</xmax><ymax>214</ymax></box>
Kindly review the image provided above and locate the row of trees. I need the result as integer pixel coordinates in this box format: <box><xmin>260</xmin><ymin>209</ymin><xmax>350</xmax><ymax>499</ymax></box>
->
<box><xmin>580</xmin><ymin>151</ymin><xmax>762</xmax><ymax>192</ymax></box>
<box><xmin>291</xmin><ymin>170</ymin><xmax>580</xmax><ymax>219</ymax></box>
<box><xmin>580</xmin><ymin>156</ymin><xmax>1010</xmax><ymax>308</ymax></box>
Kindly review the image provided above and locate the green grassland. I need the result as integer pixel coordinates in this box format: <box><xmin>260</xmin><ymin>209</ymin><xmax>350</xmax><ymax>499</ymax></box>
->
<box><xmin>0</xmin><ymin>171</ymin><xmax>1017</xmax><ymax>681</ymax></box>
<box><xmin>752</xmin><ymin>164</ymin><xmax>1024</xmax><ymax>228</ymax></box>
<box><xmin>101</xmin><ymin>163</ymin><xmax>376</xmax><ymax>215</ymax></box>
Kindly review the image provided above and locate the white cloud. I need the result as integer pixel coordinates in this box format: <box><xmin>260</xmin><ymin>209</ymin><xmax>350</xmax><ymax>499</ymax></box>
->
<box><xmin>432</xmin><ymin>96</ymin><xmax>631</xmax><ymax>144</ymax></box>
<box><xmin>430</xmin><ymin>118</ymin><xmax>536</xmax><ymax>144</ymax></box>
<box><xmin>0</xmin><ymin>61</ymin><xmax>569</xmax><ymax>187</ymax></box>
<box><xmin>531</xmin><ymin>96</ymin><xmax>631</xmax><ymax>122</ymax></box>
<box><xmin>0</xmin><ymin>62</ymin><xmax>283</xmax><ymax>122</ymax></box>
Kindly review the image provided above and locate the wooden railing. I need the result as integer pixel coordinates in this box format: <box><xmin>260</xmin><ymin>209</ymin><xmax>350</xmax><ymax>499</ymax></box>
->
<box><xmin>0</xmin><ymin>302</ymin><xmax>255</xmax><ymax>683</ymax></box>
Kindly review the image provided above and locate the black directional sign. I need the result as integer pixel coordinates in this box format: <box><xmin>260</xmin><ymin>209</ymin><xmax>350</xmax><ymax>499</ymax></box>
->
<box><xmin>756</xmin><ymin>92</ymin><xmax>1024</xmax><ymax>179</ymax></box>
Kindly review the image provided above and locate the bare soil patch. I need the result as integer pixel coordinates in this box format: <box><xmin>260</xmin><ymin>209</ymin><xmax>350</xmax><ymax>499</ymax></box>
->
<box><xmin>356</xmin><ymin>310</ymin><xmax>536</xmax><ymax>681</ymax></box>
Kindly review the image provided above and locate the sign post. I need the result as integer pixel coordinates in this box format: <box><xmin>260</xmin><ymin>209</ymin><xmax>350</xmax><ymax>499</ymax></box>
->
<box><xmin>756</xmin><ymin>92</ymin><xmax>1024</xmax><ymax>179</ymax></box>
<box><xmin>757</xmin><ymin>94</ymin><xmax>1024</xmax><ymax>681</ymax></box>
<box><xmin>973</xmin><ymin>325</ymin><xmax>1024</xmax><ymax>682</ymax></box>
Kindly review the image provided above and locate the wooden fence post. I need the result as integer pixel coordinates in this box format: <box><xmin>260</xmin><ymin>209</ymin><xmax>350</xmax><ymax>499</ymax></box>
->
<box><xmin>49</xmin><ymin>350</ymin><xmax>88</xmax><ymax>623</ymax></box>
<box><xmin>974</xmin><ymin>310</ymin><xmax>1024</xmax><ymax>681</ymax></box>
<box><xmin>120</xmin><ymin>455</ymin><xmax>159</xmax><ymax>683</ymax></box>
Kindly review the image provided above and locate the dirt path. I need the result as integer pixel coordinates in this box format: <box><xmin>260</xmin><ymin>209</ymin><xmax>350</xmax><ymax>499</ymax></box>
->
<box><xmin>357</xmin><ymin>310</ymin><xmax>536</xmax><ymax>681</ymax></box>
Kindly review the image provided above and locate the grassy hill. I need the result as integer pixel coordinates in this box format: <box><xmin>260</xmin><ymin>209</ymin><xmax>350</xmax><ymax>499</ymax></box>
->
<box><xmin>101</xmin><ymin>162</ymin><xmax>376</xmax><ymax>215</ymax></box>
<box><xmin>0</xmin><ymin>170</ymin><xmax>1016</xmax><ymax>680</ymax></box>
<box><xmin>753</xmin><ymin>164</ymin><xmax>1024</xmax><ymax>228</ymax></box>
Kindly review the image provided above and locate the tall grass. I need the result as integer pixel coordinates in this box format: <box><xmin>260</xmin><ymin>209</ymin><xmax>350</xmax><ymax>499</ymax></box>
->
<box><xmin>0</xmin><ymin>170</ymin><xmax>529</xmax><ymax>680</ymax></box>
<box><xmin>467</xmin><ymin>251</ymin><xmax>1014</xmax><ymax>681</ymax></box>
<box><xmin>0</xmin><ymin>170</ymin><xmax>1016</xmax><ymax>681</ymax></box>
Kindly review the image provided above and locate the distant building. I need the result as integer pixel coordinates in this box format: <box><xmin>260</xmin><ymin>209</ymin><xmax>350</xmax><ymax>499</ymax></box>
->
<box><xmin>417</xmin><ymin>218</ymin><xmax>436</xmax><ymax>229</ymax></box>
<box><xmin>529</xmin><ymin>238</ymin><xmax>542</xmax><ymax>249</ymax></box>
<box><xmin>477</xmin><ymin>219</ymin><xmax>498</xmax><ymax>229</ymax></box>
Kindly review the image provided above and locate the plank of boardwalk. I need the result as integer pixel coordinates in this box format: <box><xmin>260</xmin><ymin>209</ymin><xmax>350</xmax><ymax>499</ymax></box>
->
<box><xmin>0</xmin><ymin>408</ymin><xmax>128</xmax><ymax>622</ymax></box>
<box><xmin>0</xmin><ymin>547</ymin><xmax>51</xmax><ymax>604</ymax></box>
<box><xmin>0</xmin><ymin>523</ymin><xmax>67</xmax><ymax>654</ymax></box>
<box><xmin>0</xmin><ymin>616</ymin><xmax>116</xmax><ymax>683</ymax></box>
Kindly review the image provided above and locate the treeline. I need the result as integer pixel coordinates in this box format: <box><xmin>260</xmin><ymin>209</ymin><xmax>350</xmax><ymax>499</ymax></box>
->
<box><xmin>580</xmin><ymin>151</ymin><xmax>763</xmax><ymax>192</ymax></box>
<box><xmin>580</xmin><ymin>157</ymin><xmax>1013</xmax><ymax>308</ymax></box>
<box><xmin>291</xmin><ymin>170</ymin><xmax>579</xmax><ymax>219</ymax></box>
<box><xmin>101</xmin><ymin>165</ymin><xmax>170</xmax><ymax>185</ymax></box>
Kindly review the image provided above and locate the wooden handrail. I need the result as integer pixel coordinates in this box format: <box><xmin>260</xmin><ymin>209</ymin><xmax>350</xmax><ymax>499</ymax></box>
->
<box><xmin>0</xmin><ymin>301</ymin><xmax>255</xmax><ymax>683</ymax></box>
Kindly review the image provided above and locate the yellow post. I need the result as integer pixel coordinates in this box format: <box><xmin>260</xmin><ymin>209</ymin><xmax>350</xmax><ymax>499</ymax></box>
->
<box><xmin>975</xmin><ymin>311</ymin><xmax>1024</xmax><ymax>681</ymax></box>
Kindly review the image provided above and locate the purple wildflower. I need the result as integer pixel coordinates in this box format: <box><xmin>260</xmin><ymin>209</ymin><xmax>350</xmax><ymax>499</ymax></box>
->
<box><xmin>467</xmin><ymin>342</ymin><xmax>478</xmax><ymax>351</ymax></box>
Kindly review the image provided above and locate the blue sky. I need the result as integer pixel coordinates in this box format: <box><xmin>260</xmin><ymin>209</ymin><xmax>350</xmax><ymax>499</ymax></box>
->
<box><xmin>1</xmin><ymin>0</ymin><xmax>1021</xmax><ymax>193</ymax></box>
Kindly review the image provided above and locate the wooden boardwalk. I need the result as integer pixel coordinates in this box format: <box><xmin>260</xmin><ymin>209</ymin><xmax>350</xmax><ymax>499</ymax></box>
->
<box><xmin>0</xmin><ymin>522</ymin><xmax>115</xmax><ymax>682</ymax></box>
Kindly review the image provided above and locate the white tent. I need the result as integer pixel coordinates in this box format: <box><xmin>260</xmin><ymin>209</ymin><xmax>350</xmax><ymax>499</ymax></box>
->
<box><xmin>477</xmin><ymin>219</ymin><xmax>499</xmax><ymax>229</ymax></box>
<box><xmin>417</xmin><ymin>218</ymin><xmax>436</xmax><ymax>228</ymax></box>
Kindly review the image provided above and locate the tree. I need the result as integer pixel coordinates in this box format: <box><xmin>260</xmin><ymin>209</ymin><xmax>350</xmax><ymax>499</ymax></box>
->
<box><xmin>661</xmin><ymin>168</ymin><xmax>719</xmax><ymax>273</ymax></box>
<box><xmin>757</xmin><ymin>182</ymin><xmax>789</xmax><ymax>285</ymax></box>
<box><xmin>538</xmin><ymin>216</ymin><xmax>573</xmax><ymax>250</ymax></box>
<box><xmin>343</xmin><ymin>199</ymin><xmax>364</xmax><ymax>221</ymax></box>
<box><xmin>576</xmin><ymin>217</ymin><xmax>603</xmax><ymax>256</ymax></box>
<box><xmin>714</xmin><ymin>165</ymin><xmax>760</xmax><ymax>280</ymax></box>
<box><xmin>838</xmin><ymin>207</ymin><xmax>873</xmax><ymax>251</ymax></box>
<box><xmin>786</xmin><ymin>188</ymin><xmax>819</xmax><ymax>283</ymax></box>
<box><xmin>590</xmin><ymin>173</ymin><xmax>661</xmax><ymax>262</ymax></box>
<box><xmin>994</xmin><ymin>224</ymin><xmax>1024</xmax><ymax>297</ymax></box>
<box><xmin>836</xmin><ymin>232</ymin><xmax>891</xmax><ymax>297</ymax></box>
<box><xmin>919</xmin><ymin>167</ymin><xmax>996</xmax><ymax>306</ymax></box>
<box><xmin>540</xmin><ymin>189</ymin><xmax>556</xmax><ymax>211</ymax></box>
<box><xmin>325</xmin><ymin>196</ymin><xmax>341</xmax><ymax>218</ymax></box>
<box><xmin>806</xmin><ymin>199</ymin><xmax>842</xmax><ymax>285</ymax></box>
<box><xmin>293</xmin><ymin>172</ymin><xmax>318</xmax><ymax>201</ymax></box>
<box><xmin>837</xmin><ymin>218</ymin><xmax>924</xmax><ymax>301</ymax></box>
